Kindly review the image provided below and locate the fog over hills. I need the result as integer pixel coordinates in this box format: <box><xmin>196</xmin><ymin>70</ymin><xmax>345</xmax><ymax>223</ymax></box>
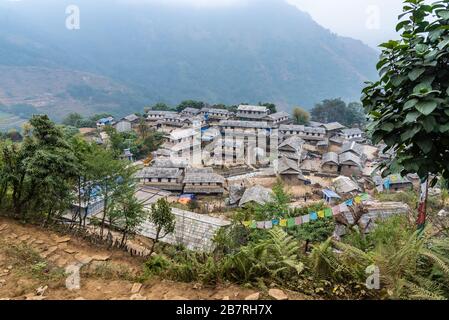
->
<box><xmin>0</xmin><ymin>0</ymin><xmax>378</xmax><ymax>123</ymax></box>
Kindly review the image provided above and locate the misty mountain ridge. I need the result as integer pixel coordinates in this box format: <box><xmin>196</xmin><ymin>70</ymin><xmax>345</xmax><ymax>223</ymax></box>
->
<box><xmin>0</xmin><ymin>0</ymin><xmax>378</xmax><ymax>125</ymax></box>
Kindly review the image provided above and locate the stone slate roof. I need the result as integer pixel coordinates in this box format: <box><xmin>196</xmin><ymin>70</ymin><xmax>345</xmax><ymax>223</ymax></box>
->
<box><xmin>279</xmin><ymin>124</ymin><xmax>326</xmax><ymax>135</ymax></box>
<box><xmin>135</xmin><ymin>167</ymin><xmax>182</xmax><ymax>179</ymax></box>
<box><xmin>322</xmin><ymin>152</ymin><xmax>339</xmax><ymax>165</ymax></box>
<box><xmin>183</xmin><ymin>168</ymin><xmax>225</xmax><ymax>184</ymax></box>
<box><xmin>219</xmin><ymin>120</ymin><xmax>270</xmax><ymax>129</ymax></box>
<box><xmin>321</xmin><ymin>122</ymin><xmax>346</xmax><ymax>131</ymax></box>
<box><xmin>237</xmin><ymin>105</ymin><xmax>268</xmax><ymax>113</ymax></box>
<box><xmin>266</xmin><ymin>111</ymin><xmax>291</xmax><ymax>121</ymax></box>
<box><xmin>147</xmin><ymin>111</ymin><xmax>177</xmax><ymax>117</ymax></box>
<box><xmin>201</xmin><ymin>108</ymin><xmax>230</xmax><ymax>115</ymax></box>
<box><xmin>341</xmin><ymin>128</ymin><xmax>364</xmax><ymax>136</ymax></box>
<box><xmin>239</xmin><ymin>185</ymin><xmax>274</xmax><ymax>207</ymax></box>
<box><xmin>276</xmin><ymin>157</ymin><xmax>306</xmax><ymax>179</ymax></box>
<box><xmin>152</xmin><ymin>158</ymin><xmax>189</xmax><ymax>169</ymax></box>
<box><xmin>124</xmin><ymin>114</ymin><xmax>140</xmax><ymax>122</ymax></box>
<box><xmin>340</xmin><ymin>141</ymin><xmax>364</xmax><ymax>157</ymax></box>
<box><xmin>279</xmin><ymin>136</ymin><xmax>305</xmax><ymax>151</ymax></box>
<box><xmin>339</xmin><ymin>152</ymin><xmax>362</xmax><ymax>167</ymax></box>
<box><xmin>169</xmin><ymin>128</ymin><xmax>199</xmax><ymax>140</ymax></box>
<box><xmin>181</xmin><ymin>107</ymin><xmax>201</xmax><ymax>115</ymax></box>
<box><xmin>333</xmin><ymin>176</ymin><xmax>361</xmax><ymax>194</ymax></box>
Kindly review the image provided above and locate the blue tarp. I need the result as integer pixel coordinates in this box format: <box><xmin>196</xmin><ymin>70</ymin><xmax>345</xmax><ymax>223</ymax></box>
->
<box><xmin>179</xmin><ymin>194</ymin><xmax>196</xmax><ymax>200</ymax></box>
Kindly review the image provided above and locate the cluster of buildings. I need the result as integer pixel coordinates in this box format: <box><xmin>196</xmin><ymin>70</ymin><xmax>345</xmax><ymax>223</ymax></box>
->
<box><xmin>84</xmin><ymin>104</ymin><xmax>416</xmax><ymax>205</ymax></box>
<box><xmin>71</xmin><ymin>104</ymin><xmax>419</xmax><ymax>252</ymax></box>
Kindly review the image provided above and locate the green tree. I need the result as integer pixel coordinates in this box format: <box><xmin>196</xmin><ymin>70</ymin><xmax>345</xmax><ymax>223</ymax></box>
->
<box><xmin>311</xmin><ymin>98</ymin><xmax>365</xmax><ymax>127</ymax></box>
<box><xmin>258</xmin><ymin>102</ymin><xmax>277</xmax><ymax>114</ymax></box>
<box><xmin>2</xmin><ymin>115</ymin><xmax>79</xmax><ymax>222</ymax></box>
<box><xmin>148</xmin><ymin>198</ymin><xmax>176</xmax><ymax>256</ymax></box>
<box><xmin>86</xmin><ymin>147</ymin><xmax>134</xmax><ymax>237</ymax></box>
<box><xmin>176</xmin><ymin>100</ymin><xmax>206</xmax><ymax>112</ymax></box>
<box><xmin>147</xmin><ymin>103</ymin><xmax>172</xmax><ymax>111</ymax></box>
<box><xmin>109</xmin><ymin>190</ymin><xmax>146</xmax><ymax>246</ymax></box>
<box><xmin>62</xmin><ymin>113</ymin><xmax>83</xmax><ymax>127</ymax></box>
<box><xmin>362</xmin><ymin>0</ymin><xmax>449</xmax><ymax>181</ymax></box>
<box><xmin>292</xmin><ymin>107</ymin><xmax>310</xmax><ymax>125</ymax></box>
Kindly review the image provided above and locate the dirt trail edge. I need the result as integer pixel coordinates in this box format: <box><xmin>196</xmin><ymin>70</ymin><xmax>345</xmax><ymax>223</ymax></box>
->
<box><xmin>0</xmin><ymin>217</ymin><xmax>306</xmax><ymax>300</ymax></box>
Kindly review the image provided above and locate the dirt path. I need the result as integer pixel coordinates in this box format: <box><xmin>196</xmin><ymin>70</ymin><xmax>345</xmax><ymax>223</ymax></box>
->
<box><xmin>0</xmin><ymin>217</ymin><xmax>307</xmax><ymax>300</ymax></box>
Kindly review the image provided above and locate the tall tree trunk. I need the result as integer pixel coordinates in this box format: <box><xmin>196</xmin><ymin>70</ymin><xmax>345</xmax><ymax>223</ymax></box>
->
<box><xmin>149</xmin><ymin>228</ymin><xmax>161</xmax><ymax>257</ymax></box>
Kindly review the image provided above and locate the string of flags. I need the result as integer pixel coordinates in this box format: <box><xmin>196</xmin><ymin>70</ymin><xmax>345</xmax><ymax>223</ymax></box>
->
<box><xmin>242</xmin><ymin>193</ymin><xmax>370</xmax><ymax>230</ymax></box>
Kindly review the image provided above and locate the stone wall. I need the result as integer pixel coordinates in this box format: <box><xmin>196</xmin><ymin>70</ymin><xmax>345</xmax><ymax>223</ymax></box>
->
<box><xmin>138</xmin><ymin>208</ymin><xmax>231</xmax><ymax>252</ymax></box>
<box><xmin>335</xmin><ymin>201</ymin><xmax>410</xmax><ymax>237</ymax></box>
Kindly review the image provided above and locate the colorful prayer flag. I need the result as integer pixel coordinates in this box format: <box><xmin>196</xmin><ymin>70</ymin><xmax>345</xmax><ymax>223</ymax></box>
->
<box><xmin>354</xmin><ymin>196</ymin><xmax>362</xmax><ymax>204</ymax></box>
<box><xmin>339</xmin><ymin>203</ymin><xmax>349</xmax><ymax>212</ymax></box>
<box><xmin>332</xmin><ymin>206</ymin><xmax>340</xmax><ymax>216</ymax></box>
<box><xmin>265</xmin><ymin>221</ymin><xmax>273</xmax><ymax>229</ymax></box>
<box><xmin>302</xmin><ymin>214</ymin><xmax>310</xmax><ymax>224</ymax></box>
<box><xmin>310</xmin><ymin>212</ymin><xmax>318</xmax><ymax>221</ymax></box>
<box><xmin>361</xmin><ymin>193</ymin><xmax>369</xmax><ymax>201</ymax></box>
<box><xmin>324</xmin><ymin>208</ymin><xmax>333</xmax><ymax>217</ymax></box>
<box><xmin>318</xmin><ymin>210</ymin><xmax>325</xmax><ymax>218</ymax></box>
<box><xmin>345</xmin><ymin>199</ymin><xmax>354</xmax><ymax>207</ymax></box>
<box><xmin>243</xmin><ymin>221</ymin><xmax>251</xmax><ymax>227</ymax></box>
<box><xmin>295</xmin><ymin>216</ymin><xmax>302</xmax><ymax>225</ymax></box>
<box><xmin>257</xmin><ymin>221</ymin><xmax>265</xmax><ymax>229</ymax></box>
<box><xmin>280</xmin><ymin>219</ymin><xmax>288</xmax><ymax>227</ymax></box>
<box><xmin>250</xmin><ymin>221</ymin><xmax>257</xmax><ymax>229</ymax></box>
<box><xmin>272</xmin><ymin>219</ymin><xmax>280</xmax><ymax>226</ymax></box>
<box><xmin>287</xmin><ymin>218</ymin><xmax>296</xmax><ymax>228</ymax></box>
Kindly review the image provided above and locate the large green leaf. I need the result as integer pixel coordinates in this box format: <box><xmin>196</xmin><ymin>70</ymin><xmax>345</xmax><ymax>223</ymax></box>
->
<box><xmin>415</xmin><ymin>100</ymin><xmax>438</xmax><ymax>115</ymax></box>
<box><xmin>409</xmin><ymin>68</ymin><xmax>426</xmax><ymax>81</ymax></box>
<box><xmin>405</xmin><ymin>112</ymin><xmax>420</xmax><ymax>123</ymax></box>
<box><xmin>421</xmin><ymin>116</ymin><xmax>436</xmax><ymax>132</ymax></box>
<box><xmin>404</xmin><ymin>99</ymin><xmax>419</xmax><ymax>110</ymax></box>
<box><xmin>416</xmin><ymin>139</ymin><xmax>433</xmax><ymax>154</ymax></box>
<box><xmin>439</xmin><ymin>123</ymin><xmax>449</xmax><ymax>133</ymax></box>
<box><xmin>437</xmin><ymin>39</ymin><xmax>449</xmax><ymax>50</ymax></box>
<box><xmin>401</xmin><ymin>125</ymin><xmax>421</xmax><ymax>141</ymax></box>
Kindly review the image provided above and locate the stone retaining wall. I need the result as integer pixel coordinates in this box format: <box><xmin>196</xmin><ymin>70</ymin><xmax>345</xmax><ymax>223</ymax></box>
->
<box><xmin>139</xmin><ymin>208</ymin><xmax>231</xmax><ymax>252</ymax></box>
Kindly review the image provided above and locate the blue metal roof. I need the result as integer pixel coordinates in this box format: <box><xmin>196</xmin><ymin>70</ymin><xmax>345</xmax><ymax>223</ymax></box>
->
<box><xmin>322</xmin><ymin>189</ymin><xmax>341</xmax><ymax>199</ymax></box>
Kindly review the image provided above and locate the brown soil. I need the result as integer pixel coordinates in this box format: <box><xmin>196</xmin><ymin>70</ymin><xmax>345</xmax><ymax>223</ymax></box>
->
<box><xmin>0</xmin><ymin>217</ymin><xmax>308</xmax><ymax>301</ymax></box>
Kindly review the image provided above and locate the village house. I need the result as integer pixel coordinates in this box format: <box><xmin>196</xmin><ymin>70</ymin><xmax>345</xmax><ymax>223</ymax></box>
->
<box><xmin>96</xmin><ymin>116</ymin><xmax>115</xmax><ymax>128</ymax></box>
<box><xmin>333</xmin><ymin>176</ymin><xmax>361</xmax><ymax>195</ymax></box>
<box><xmin>239</xmin><ymin>185</ymin><xmax>273</xmax><ymax>207</ymax></box>
<box><xmin>340</xmin><ymin>141</ymin><xmax>364</xmax><ymax>158</ymax></box>
<box><xmin>182</xmin><ymin>168</ymin><xmax>225</xmax><ymax>195</ymax></box>
<box><xmin>279</xmin><ymin>124</ymin><xmax>326</xmax><ymax>143</ymax></box>
<box><xmin>383</xmin><ymin>174</ymin><xmax>414</xmax><ymax>192</ymax></box>
<box><xmin>200</xmin><ymin>107</ymin><xmax>231</xmax><ymax>120</ymax></box>
<box><xmin>316</xmin><ymin>139</ymin><xmax>329</xmax><ymax>152</ymax></box>
<box><xmin>275</xmin><ymin>157</ymin><xmax>309</xmax><ymax>185</ymax></box>
<box><xmin>321</xmin><ymin>152</ymin><xmax>339</xmax><ymax>174</ymax></box>
<box><xmin>146</xmin><ymin>110</ymin><xmax>177</xmax><ymax>121</ymax></box>
<box><xmin>339</xmin><ymin>152</ymin><xmax>363</xmax><ymax>177</ymax></box>
<box><xmin>180</xmin><ymin>107</ymin><xmax>201</xmax><ymax>118</ymax></box>
<box><xmin>278</xmin><ymin>136</ymin><xmax>305</xmax><ymax>162</ymax></box>
<box><xmin>219</xmin><ymin>120</ymin><xmax>271</xmax><ymax>134</ymax></box>
<box><xmin>322</xmin><ymin>189</ymin><xmax>341</xmax><ymax>205</ymax></box>
<box><xmin>264</xmin><ymin>111</ymin><xmax>291</xmax><ymax>126</ymax></box>
<box><xmin>339</xmin><ymin>128</ymin><xmax>364</xmax><ymax>141</ymax></box>
<box><xmin>236</xmin><ymin>105</ymin><xmax>269</xmax><ymax>120</ymax></box>
<box><xmin>320</xmin><ymin>122</ymin><xmax>346</xmax><ymax>137</ymax></box>
<box><xmin>204</xmin><ymin>138</ymin><xmax>245</xmax><ymax>166</ymax></box>
<box><xmin>135</xmin><ymin>167</ymin><xmax>184</xmax><ymax>192</ymax></box>
<box><xmin>114</xmin><ymin>114</ymin><xmax>140</xmax><ymax>133</ymax></box>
